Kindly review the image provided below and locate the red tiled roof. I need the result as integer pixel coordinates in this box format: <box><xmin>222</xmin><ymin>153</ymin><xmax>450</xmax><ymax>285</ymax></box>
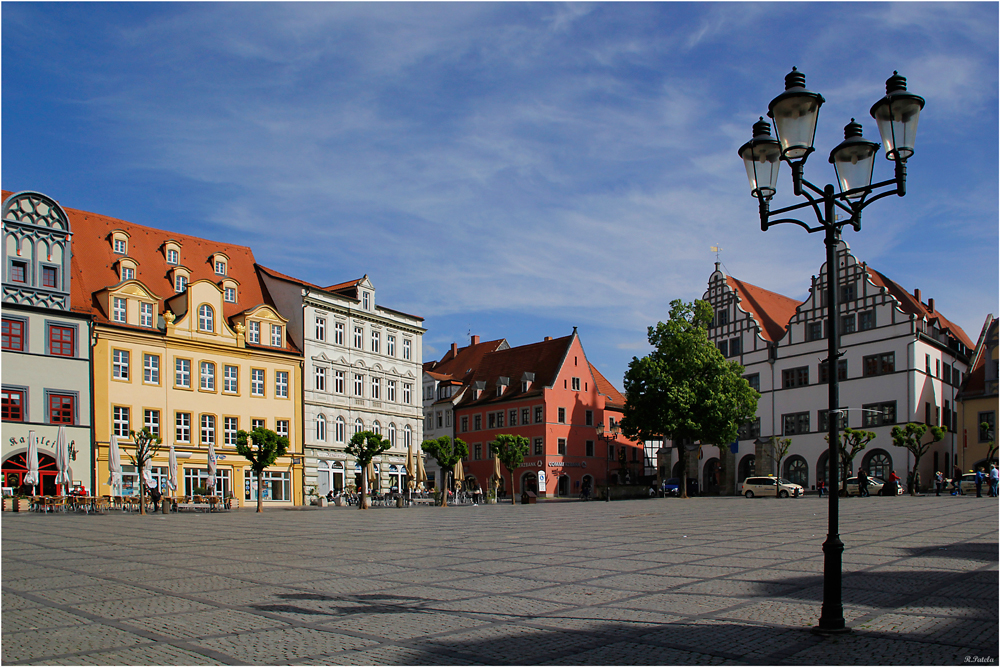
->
<box><xmin>590</xmin><ymin>362</ymin><xmax>625</xmax><ymax>409</ymax></box>
<box><xmin>866</xmin><ymin>269</ymin><xmax>974</xmax><ymax>350</ymax></box>
<box><xmin>426</xmin><ymin>338</ymin><xmax>508</xmax><ymax>383</ymax></box>
<box><xmin>256</xmin><ymin>263</ymin><xmax>322</xmax><ymax>290</ymax></box>
<box><xmin>458</xmin><ymin>335</ymin><xmax>574</xmax><ymax>407</ymax></box>
<box><xmin>725</xmin><ymin>276</ymin><xmax>800</xmax><ymax>342</ymax></box>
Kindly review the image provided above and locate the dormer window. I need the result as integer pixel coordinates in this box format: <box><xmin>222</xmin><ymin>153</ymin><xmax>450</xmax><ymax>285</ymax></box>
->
<box><xmin>175</xmin><ymin>275</ymin><xmax>188</xmax><ymax>293</ymax></box>
<box><xmin>247</xmin><ymin>320</ymin><xmax>260</xmax><ymax>344</ymax></box>
<box><xmin>122</xmin><ymin>267</ymin><xmax>135</xmax><ymax>281</ymax></box>
<box><xmin>362</xmin><ymin>291</ymin><xmax>370</xmax><ymax>310</ymax></box>
<box><xmin>198</xmin><ymin>304</ymin><xmax>214</xmax><ymax>333</ymax></box>
<box><xmin>140</xmin><ymin>302</ymin><xmax>154</xmax><ymax>328</ymax></box>
<box><xmin>167</xmin><ymin>249</ymin><xmax>179</xmax><ymax>264</ymax></box>
<box><xmin>224</xmin><ymin>286</ymin><xmax>236</xmax><ymax>303</ymax></box>
<box><xmin>112</xmin><ymin>297</ymin><xmax>127</xmax><ymax>323</ymax></box>
<box><xmin>271</xmin><ymin>324</ymin><xmax>282</xmax><ymax>347</ymax></box>
<box><xmin>114</xmin><ymin>239</ymin><xmax>127</xmax><ymax>254</ymax></box>
<box><xmin>215</xmin><ymin>261</ymin><xmax>226</xmax><ymax>276</ymax></box>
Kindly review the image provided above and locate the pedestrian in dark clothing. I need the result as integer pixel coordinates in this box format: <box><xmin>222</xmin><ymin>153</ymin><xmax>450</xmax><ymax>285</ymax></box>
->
<box><xmin>935</xmin><ymin>471</ymin><xmax>944</xmax><ymax>496</ymax></box>
<box><xmin>817</xmin><ymin>479</ymin><xmax>825</xmax><ymax>497</ymax></box>
<box><xmin>953</xmin><ymin>466</ymin><xmax>963</xmax><ymax>495</ymax></box>
<box><xmin>858</xmin><ymin>469</ymin><xmax>870</xmax><ymax>497</ymax></box>
<box><xmin>975</xmin><ymin>468</ymin><xmax>984</xmax><ymax>498</ymax></box>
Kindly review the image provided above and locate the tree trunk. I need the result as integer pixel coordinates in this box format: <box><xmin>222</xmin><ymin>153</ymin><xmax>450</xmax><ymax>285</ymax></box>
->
<box><xmin>138</xmin><ymin>460</ymin><xmax>146</xmax><ymax>515</ymax></box>
<box><xmin>360</xmin><ymin>467</ymin><xmax>369</xmax><ymax>509</ymax></box>
<box><xmin>256</xmin><ymin>470</ymin><xmax>263</xmax><ymax>512</ymax></box>
<box><xmin>511</xmin><ymin>469</ymin><xmax>516</xmax><ymax>505</ymax></box>
<box><xmin>440</xmin><ymin>470</ymin><xmax>449</xmax><ymax>507</ymax></box>
<box><xmin>679</xmin><ymin>454</ymin><xmax>688</xmax><ymax>499</ymax></box>
<box><xmin>910</xmin><ymin>453</ymin><xmax>922</xmax><ymax>495</ymax></box>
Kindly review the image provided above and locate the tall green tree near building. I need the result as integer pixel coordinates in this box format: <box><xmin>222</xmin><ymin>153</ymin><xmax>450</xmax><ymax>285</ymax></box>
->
<box><xmin>890</xmin><ymin>423</ymin><xmax>945</xmax><ymax>495</ymax></box>
<box><xmin>421</xmin><ymin>436</ymin><xmax>468</xmax><ymax>507</ymax></box>
<box><xmin>621</xmin><ymin>299</ymin><xmax>759</xmax><ymax>498</ymax></box>
<box><xmin>236</xmin><ymin>427</ymin><xmax>289</xmax><ymax>513</ymax></box>
<box><xmin>490</xmin><ymin>434</ymin><xmax>529</xmax><ymax>505</ymax></box>
<box><xmin>127</xmin><ymin>427</ymin><xmax>162</xmax><ymax>515</ymax></box>
<box><xmin>825</xmin><ymin>426</ymin><xmax>876</xmax><ymax>495</ymax></box>
<box><xmin>345</xmin><ymin>430</ymin><xmax>391</xmax><ymax>510</ymax></box>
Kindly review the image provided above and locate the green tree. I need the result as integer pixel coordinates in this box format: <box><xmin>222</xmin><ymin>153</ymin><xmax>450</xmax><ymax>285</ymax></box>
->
<box><xmin>891</xmin><ymin>423</ymin><xmax>945</xmax><ymax>495</ymax></box>
<box><xmin>126</xmin><ymin>427</ymin><xmax>162</xmax><ymax>515</ymax></box>
<box><xmin>490</xmin><ymin>434</ymin><xmax>529</xmax><ymax>505</ymax></box>
<box><xmin>825</xmin><ymin>427</ymin><xmax>876</xmax><ymax>495</ymax></box>
<box><xmin>765</xmin><ymin>436</ymin><xmax>792</xmax><ymax>479</ymax></box>
<box><xmin>621</xmin><ymin>299</ymin><xmax>759</xmax><ymax>498</ymax></box>
<box><xmin>421</xmin><ymin>436</ymin><xmax>468</xmax><ymax>507</ymax></box>
<box><xmin>982</xmin><ymin>421</ymin><xmax>998</xmax><ymax>467</ymax></box>
<box><xmin>345</xmin><ymin>431</ymin><xmax>391</xmax><ymax>510</ymax></box>
<box><xmin>236</xmin><ymin>427</ymin><xmax>289</xmax><ymax>513</ymax></box>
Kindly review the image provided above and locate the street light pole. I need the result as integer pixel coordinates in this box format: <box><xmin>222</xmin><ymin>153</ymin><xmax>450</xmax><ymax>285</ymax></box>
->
<box><xmin>739</xmin><ymin>68</ymin><xmax>923</xmax><ymax>634</ymax></box>
<box><xmin>596</xmin><ymin>423</ymin><xmax>620</xmax><ymax>502</ymax></box>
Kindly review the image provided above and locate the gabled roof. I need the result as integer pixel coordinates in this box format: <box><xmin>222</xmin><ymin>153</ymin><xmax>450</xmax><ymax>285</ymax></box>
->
<box><xmin>590</xmin><ymin>362</ymin><xmax>625</xmax><ymax>410</ymax></box>
<box><xmin>726</xmin><ymin>276</ymin><xmax>800</xmax><ymax>342</ymax></box>
<box><xmin>866</xmin><ymin>269</ymin><xmax>974</xmax><ymax>350</ymax></box>
<box><xmin>425</xmin><ymin>338</ymin><xmax>508</xmax><ymax>383</ymax></box>
<box><xmin>958</xmin><ymin>316</ymin><xmax>997</xmax><ymax>400</ymax></box>
<box><xmin>456</xmin><ymin>335</ymin><xmax>574</xmax><ymax>407</ymax></box>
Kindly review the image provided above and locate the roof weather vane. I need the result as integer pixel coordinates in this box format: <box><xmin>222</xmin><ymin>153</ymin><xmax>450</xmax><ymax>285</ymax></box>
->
<box><xmin>711</xmin><ymin>245</ymin><xmax>723</xmax><ymax>262</ymax></box>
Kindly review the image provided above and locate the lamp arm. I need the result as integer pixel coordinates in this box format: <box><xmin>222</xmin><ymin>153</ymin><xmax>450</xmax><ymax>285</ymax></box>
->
<box><xmin>855</xmin><ymin>188</ymin><xmax>902</xmax><ymax>212</ymax></box>
<box><xmin>796</xmin><ymin>174</ymin><xmax>828</xmax><ymax>198</ymax></box>
<box><xmin>763</xmin><ymin>217</ymin><xmax>824</xmax><ymax>234</ymax></box>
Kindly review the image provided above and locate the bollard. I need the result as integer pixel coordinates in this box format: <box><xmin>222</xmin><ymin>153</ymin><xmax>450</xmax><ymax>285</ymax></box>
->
<box><xmin>396</xmin><ymin>495</ymin><xmax>404</xmax><ymax>508</ymax></box>
<box><xmin>13</xmin><ymin>497</ymin><xmax>20</xmax><ymax>512</ymax></box>
<box><xmin>161</xmin><ymin>498</ymin><xmax>169</xmax><ymax>514</ymax></box>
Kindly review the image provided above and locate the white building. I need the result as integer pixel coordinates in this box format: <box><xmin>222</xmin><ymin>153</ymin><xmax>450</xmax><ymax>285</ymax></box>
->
<box><xmin>259</xmin><ymin>268</ymin><xmax>424</xmax><ymax>495</ymax></box>
<box><xmin>2</xmin><ymin>191</ymin><xmax>94</xmax><ymax>495</ymax></box>
<box><xmin>685</xmin><ymin>242</ymin><xmax>974</xmax><ymax>494</ymax></box>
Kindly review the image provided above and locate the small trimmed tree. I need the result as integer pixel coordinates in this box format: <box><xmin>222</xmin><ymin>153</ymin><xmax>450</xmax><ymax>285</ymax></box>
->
<box><xmin>764</xmin><ymin>436</ymin><xmax>792</xmax><ymax>478</ymax></box>
<box><xmin>345</xmin><ymin>431</ymin><xmax>391</xmax><ymax>510</ymax></box>
<box><xmin>891</xmin><ymin>423</ymin><xmax>945</xmax><ymax>495</ymax></box>
<box><xmin>127</xmin><ymin>427</ymin><xmax>162</xmax><ymax>515</ymax></box>
<box><xmin>825</xmin><ymin>427</ymin><xmax>876</xmax><ymax>495</ymax></box>
<box><xmin>422</xmin><ymin>436</ymin><xmax>468</xmax><ymax>507</ymax></box>
<box><xmin>982</xmin><ymin>421</ymin><xmax>998</xmax><ymax>467</ymax></box>
<box><xmin>490</xmin><ymin>434</ymin><xmax>529</xmax><ymax>505</ymax></box>
<box><xmin>236</xmin><ymin>427</ymin><xmax>289</xmax><ymax>513</ymax></box>
<box><xmin>621</xmin><ymin>299</ymin><xmax>760</xmax><ymax>498</ymax></box>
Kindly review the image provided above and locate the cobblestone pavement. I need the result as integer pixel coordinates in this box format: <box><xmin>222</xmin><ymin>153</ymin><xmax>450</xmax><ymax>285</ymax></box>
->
<box><xmin>2</xmin><ymin>496</ymin><xmax>997</xmax><ymax>665</ymax></box>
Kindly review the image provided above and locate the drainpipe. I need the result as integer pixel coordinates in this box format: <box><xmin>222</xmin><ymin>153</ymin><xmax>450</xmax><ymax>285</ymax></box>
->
<box><xmin>88</xmin><ymin>317</ymin><xmax>98</xmax><ymax>496</ymax></box>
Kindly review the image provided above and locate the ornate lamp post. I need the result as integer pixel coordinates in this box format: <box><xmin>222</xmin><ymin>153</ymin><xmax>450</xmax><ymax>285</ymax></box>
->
<box><xmin>596</xmin><ymin>422</ymin><xmax>620</xmax><ymax>502</ymax></box>
<box><xmin>739</xmin><ymin>68</ymin><xmax>923</xmax><ymax>634</ymax></box>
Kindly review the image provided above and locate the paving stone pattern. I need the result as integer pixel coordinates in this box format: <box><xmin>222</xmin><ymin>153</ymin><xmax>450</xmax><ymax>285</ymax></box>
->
<box><xmin>2</xmin><ymin>496</ymin><xmax>997</xmax><ymax>665</ymax></box>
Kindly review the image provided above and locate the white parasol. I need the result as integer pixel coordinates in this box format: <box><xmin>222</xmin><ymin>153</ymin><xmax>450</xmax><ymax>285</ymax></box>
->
<box><xmin>24</xmin><ymin>430</ymin><xmax>39</xmax><ymax>493</ymax></box>
<box><xmin>167</xmin><ymin>444</ymin><xmax>178</xmax><ymax>495</ymax></box>
<box><xmin>108</xmin><ymin>434</ymin><xmax>123</xmax><ymax>495</ymax></box>
<box><xmin>207</xmin><ymin>441</ymin><xmax>217</xmax><ymax>493</ymax></box>
<box><xmin>54</xmin><ymin>425</ymin><xmax>72</xmax><ymax>493</ymax></box>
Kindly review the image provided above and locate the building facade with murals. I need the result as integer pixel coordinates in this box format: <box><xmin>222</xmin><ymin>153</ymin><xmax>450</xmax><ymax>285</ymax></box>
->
<box><xmin>2</xmin><ymin>191</ymin><xmax>94</xmax><ymax>495</ymax></box>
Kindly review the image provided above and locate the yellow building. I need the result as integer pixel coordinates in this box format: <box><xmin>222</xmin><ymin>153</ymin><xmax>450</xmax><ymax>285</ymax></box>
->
<box><xmin>957</xmin><ymin>315</ymin><xmax>998</xmax><ymax>472</ymax></box>
<box><xmin>70</xmin><ymin>204</ymin><xmax>303</xmax><ymax>507</ymax></box>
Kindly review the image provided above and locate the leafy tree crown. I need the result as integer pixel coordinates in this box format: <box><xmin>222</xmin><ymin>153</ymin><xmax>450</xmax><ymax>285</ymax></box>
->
<box><xmin>490</xmin><ymin>434</ymin><xmax>529</xmax><ymax>473</ymax></box>
<box><xmin>236</xmin><ymin>427</ymin><xmax>289</xmax><ymax>473</ymax></box>
<box><xmin>422</xmin><ymin>436</ymin><xmax>468</xmax><ymax>472</ymax></box>
<box><xmin>345</xmin><ymin>431</ymin><xmax>392</xmax><ymax>466</ymax></box>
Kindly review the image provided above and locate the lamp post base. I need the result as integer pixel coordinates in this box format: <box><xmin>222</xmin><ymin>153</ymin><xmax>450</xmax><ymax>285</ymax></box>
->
<box><xmin>811</xmin><ymin>625</ymin><xmax>852</xmax><ymax>636</ymax></box>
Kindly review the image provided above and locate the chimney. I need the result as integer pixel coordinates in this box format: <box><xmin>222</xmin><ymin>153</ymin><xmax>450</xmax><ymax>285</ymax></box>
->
<box><xmin>544</xmin><ymin>336</ymin><xmax>552</xmax><ymax>341</ymax></box>
<box><xmin>451</xmin><ymin>342</ymin><xmax>458</xmax><ymax>357</ymax></box>
<box><xmin>471</xmin><ymin>335</ymin><xmax>480</xmax><ymax>345</ymax></box>
<box><xmin>928</xmin><ymin>298</ymin><xmax>934</xmax><ymax>313</ymax></box>
<box><xmin>914</xmin><ymin>288</ymin><xmax>921</xmax><ymax>303</ymax></box>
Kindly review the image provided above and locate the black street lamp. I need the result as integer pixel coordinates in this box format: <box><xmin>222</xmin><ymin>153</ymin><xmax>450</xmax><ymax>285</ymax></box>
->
<box><xmin>596</xmin><ymin>422</ymin><xmax>620</xmax><ymax>502</ymax></box>
<box><xmin>739</xmin><ymin>68</ymin><xmax>923</xmax><ymax>634</ymax></box>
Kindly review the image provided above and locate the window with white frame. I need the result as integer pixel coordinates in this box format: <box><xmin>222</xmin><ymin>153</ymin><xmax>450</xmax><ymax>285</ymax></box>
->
<box><xmin>247</xmin><ymin>320</ymin><xmax>260</xmax><ymax>344</ymax></box>
<box><xmin>354</xmin><ymin>418</ymin><xmax>363</xmax><ymax>435</ymax></box>
<box><xmin>112</xmin><ymin>297</ymin><xmax>127</xmax><ymax>323</ymax></box>
<box><xmin>335</xmin><ymin>370</ymin><xmax>344</xmax><ymax>394</ymax></box>
<box><xmin>144</xmin><ymin>409</ymin><xmax>160</xmax><ymax>437</ymax></box>
<box><xmin>114</xmin><ymin>238</ymin><xmax>127</xmax><ymax>254</ymax></box>
<box><xmin>334</xmin><ymin>322</ymin><xmax>344</xmax><ymax>345</ymax></box>
<box><xmin>315</xmin><ymin>366</ymin><xmax>326</xmax><ymax>391</ymax></box>
<box><xmin>372</xmin><ymin>421</ymin><xmax>381</xmax><ymax>436</ymax></box>
<box><xmin>224</xmin><ymin>365</ymin><xmax>238</xmax><ymax>393</ymax></box>
<box><xmin>387</xmin><ymin>380</ymin><xmax>396</xmax><ymax>402</ymax></box>
<box><xmin>140</xmin><ymin>302</ymin><xmax>153</xmax><ymax>327</ymax></box>
<box><xmin>174</xmin><ymin>274</ymin><xmax>188</xmax><ymax>293</ymax></box>
<box><xmin>113</xmin><ymin>406</ymin><xmax>130</xmax><ymax>437</ymax></box>
<box><xmin>198</xmin><ymin>304</ymin><xmax>214</xmax><ymax>332</ymax></box>
<box><xmin>143</xmin><ymin>354</ymin><xmax>160</xmax><ymax>384</ymax></box>
<box><xmin>402</xmin><ymin>383</ymin><xmax>411</xmax><ymax>404</ymax></box>
<box><xmin>275</xmin><ymin>371</ymin><xmax>288</xmax><ymax>398</ymax></box>
<box><xmin>245</xmin><ymin>470</ymin><xmax>290</xmax><ymax>502</ymax></box>
<box><xmin>354</xmin><ymin>327</ymin><xmax>363</xmax><ymax>348</ymax></box>
<box><xmin>362</xmin><ymin>291</ymin><xmax>370</xmax><ymax>309</ymax></box>
<box><xmin>215</xmin><ymin>261</ymin><xmax>226</xmax><ymax>276</ymax></box>
<box><xmin>176</xmin><ymin>412</ymin><xmax>191</xmax><ymax>442</ymax></box>
<box><xmin>166</xmin><ymin>249</ymin><xmax>179</xmax><ymax>264</ymax></box>
<box><xmin>371</xmin><ymin>330</ymin><xmax>380</xmax><ymax>353</ymax></box>
<box><xmin>276</xmin><ymin>420</ymin><xmax>289</xmax><ymax>439</ymax></box>
<box><xmin>404</xmin><ymin>425</ymin><xmax>411</xmax><ymax>448</ymax></box>
<box><xmin>315</xmin><ymin>317</ymin><xmax>326</xmax><ymax>341</ymax></box>
<box><xmin>317</xmin><ymin>415</ymin><xmax>327</xmax><ymax>441</ymax></box>
<box><xmin>224</xmin><ymin>287</ymin><xmax>236</xmax><ymax>303</ymax></box>
<box><xmin>252</xmin><ymin>418</ymin><xmax>266</xmax><ymax>430</ymax></box>
<box><xmin>175</xmin><ymin>358</ymin><xmax>190</xmax><ymax>387</ymax></box>
<box><xmin>387</xmin><ymin>335</ymin><xmax>396</xmax><ymax>357</ymax></box>
<box><xmin>335</xmin><ymin>417</ymin><xmax>345</xmax><ymax>443</ymax></box>
<box><xmin>113</xmin><ymin>349</ymin><xmax>130</xmax><ymax>380</ymax></box>
<box><xmin>122</xmin><ymin>266</ymin><xmax>134</xmax><ymax>281</ymax></box>
<box><xmin>224</xmin><ymin>417</ymin><xmax>238</xmax><ymax>446</ymax></box>
<box><xmin>251</xmin><ymin>369</ymin><xmax>265</xmax><ymax>396</ymax></box>
<box><xmin>201</xmin><ymin>414</ymin><xmax>216</xmax><ymax>445</ymax></box>
<box><xmin>371</xmin><ymin>376</ymin><xmax>380</xmax><ymax>400</ymax></box>
<box><xmin>388</xmin><ymin>423</ymin><xmax>396</xmax><ymax>446</ymax></box>
<box><xmin>200</xmin><ymin>362</ymin><xmax>215</xmax><ymax>390</ymax></box>
<box><xmin>354</xmin><ymin>374</ymin><xmax>363</xmax><ymax>397</ymax></box>
<box><xmin>403</xmin><ymin>339</ymin><xmax>411</xmax><ymax>360</ymax></box>
<box><xmin>271</xmin><ymin>324</ymin><xmax>282</xmax><ymax>347</ymax></box>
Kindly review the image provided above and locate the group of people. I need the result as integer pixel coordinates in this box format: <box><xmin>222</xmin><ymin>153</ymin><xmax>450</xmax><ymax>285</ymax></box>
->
<box><xmin>933</xmin><ymin>465</ymin><xmax>998</xmax><ymax>497</ymax></box>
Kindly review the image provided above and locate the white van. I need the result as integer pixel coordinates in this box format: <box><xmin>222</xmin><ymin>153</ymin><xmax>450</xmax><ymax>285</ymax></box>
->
<box><xmin>739</xmin><ymin>476</ymin><xmax>804</xmax><ymax>498</ymax></box>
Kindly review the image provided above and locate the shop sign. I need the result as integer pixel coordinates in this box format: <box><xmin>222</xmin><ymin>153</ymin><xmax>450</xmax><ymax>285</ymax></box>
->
<box><xmin>7</xmin><ymin>434</ymin><xmax>78</xmax><ymax>460</ymax></box>
<box><xmin>547</xmin><ymin>461</ymin><xmax>586</xmax><ymax>468</ymax></box>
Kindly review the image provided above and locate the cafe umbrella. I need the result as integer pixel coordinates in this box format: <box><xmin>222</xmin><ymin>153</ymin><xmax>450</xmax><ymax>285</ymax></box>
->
<box><xmin>207</xmin><ymin>441</ymin><xmax>218</xmax><ymax>495</ymax></box>
<box><xmin>167</xmin><ymin>444</ymin><xmax>178</xmax><ymax>498</ymax></box>
<box><xmin>108</xmin><ymin>434</ymin><xmax>123</xmax><ymax>496</ymax></box>
<box><xmin>24</xmin><ymin>430</ymin><xmax>39</xmax><ymax>495</ymax></box>
<box><xmin>54</xmin><ymin>426</ymin><xmax>72</xmax><ymax>495</ymax></box>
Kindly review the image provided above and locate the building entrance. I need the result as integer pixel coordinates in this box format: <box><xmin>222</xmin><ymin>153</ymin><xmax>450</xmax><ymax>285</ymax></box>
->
<box><xmin>3</xmin><ymin>452</ymin><xmax>57</xmax><ymax>495</ymax></box>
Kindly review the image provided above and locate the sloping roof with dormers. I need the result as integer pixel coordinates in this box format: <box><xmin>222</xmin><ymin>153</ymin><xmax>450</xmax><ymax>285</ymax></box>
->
<box><xmin>455</xmin><ymin>335</ymin><xmax>575</xmax><ymax>408</ymax></box>
<box><xmin>725</xmin><ymin>276</ymin><xmax>801</xmax><ymax>343</ymax></box>
<box><xmin>865</xmin><ymin>268</ymin><xmax>974</xmax><ymax>350</ymax></box>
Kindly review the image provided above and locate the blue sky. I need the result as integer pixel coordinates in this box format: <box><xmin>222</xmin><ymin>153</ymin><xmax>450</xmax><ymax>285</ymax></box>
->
<box><xmin>3</xmin><ymin>2</ymin><xmax>997</xmax><ymax>387</ymax></box>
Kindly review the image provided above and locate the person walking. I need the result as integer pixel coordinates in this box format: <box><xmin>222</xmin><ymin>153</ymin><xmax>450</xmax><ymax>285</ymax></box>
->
<box><xmin>858</xmin><ymin>468</ymin><xmax>870</xmax><ymax>497</ymax></box>
<box><xmin>817</xmin><ymin>478</ymin><xmax>825</xmax><ymax>497</ymax></box>
<box><xmin>934</xmin><ymin>471</ymin><xmax>944</xmax><ymax>496</ymax></box>
<box><xmin>990</xmin><ymin>465</ymin><xmax>998</xmax><ymax>498</ymax></box>
<box><xmin>887</xmin><ymin>470</ymin><xmax>900</xmax><ymax>496</ymax></box>
<box><xmin>952</xmin><ymin>466</ymin><xmax>963</xmax><ymax>495</ymax></box>
<box><xmin>975</xmin><ymin>467</ymin><xmax>984</xmax><ymax>498</ymax></box>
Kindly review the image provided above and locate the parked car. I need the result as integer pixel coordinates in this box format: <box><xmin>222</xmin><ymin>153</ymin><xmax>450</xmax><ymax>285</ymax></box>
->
<box><xmin>739</xmin><ymin>476</ymin><xmax>804</xmax><ymax>498</ymax></box>
<box><xmin>842</xmin><ymin>476</ymin><xmax>889</xmax><ymax>496</ymax></box>
<box><xmin>662</xmin><ymin>478</ymin><xmax>681</xmax><ymax>496</ymax></box>
<box><xmin>959</xmin><ymin>473</ymin><xmax>981</xmax><ymax>495</ymax></box>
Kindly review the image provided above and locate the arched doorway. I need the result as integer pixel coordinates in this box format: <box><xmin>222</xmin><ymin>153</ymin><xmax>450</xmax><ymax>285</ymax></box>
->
<box><xmin>581</xmin><ymin>474</ymin><xmax>594</xmax><ymax>496</ymax></box>
<box><xmin>738</xmin><ymin>454</ymin><xmax>755</xmax><ymax>482</ymax></box>
<box><xmin>703</xmin><ymin>458</ymin><xmax>721</xmax><ymax>494</ymax></box>
<box><xmin>817</xmin><ymin>451</ymin><xmax>848</xmax><ymax>487</ymax></box>
<box><xmin>3</xmin><ymin>452</ymin><xmax>58</xmax><ymax>495</ymax></box>
<box><xmin>557</xmin><ymin>474</ymin><xmax>570</xmax><ymax>497</ymax></box>
<box><xmin>784</xmin><ymin>455</ymin><xmax>808</xmax><ymax>488</ymax></box>
<box><xmin>862</xmin><ymin>449</ymin><xmax>892</xmax><ymax>480</ymax></box>
<box><xmin>520</xmin><ymin>471</ymin><xmax>537</xmax><ymax>494</ymax></box>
